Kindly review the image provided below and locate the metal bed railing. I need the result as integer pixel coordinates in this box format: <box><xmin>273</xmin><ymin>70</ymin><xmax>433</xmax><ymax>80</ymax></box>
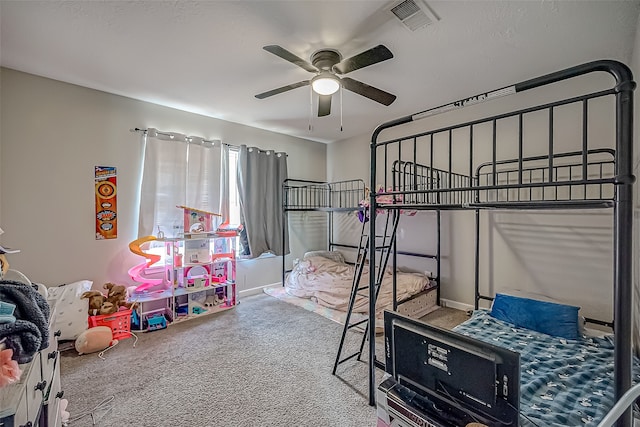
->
<box><xmin>283</xmin><ymin>178</ymin><xmax>366</xmax><ymax>211</ymax></box>
<box><xmin>376</xmin><ymin>83</ymin><xmax>622</xmax><ymax>210</ymax></box>
<box><xmin>389</xmin><ymin>149</ymin><xmax>616</xmax><ymax>207</ymax></box>
<box><xmin>366</xmin><ymin>59</ymin><xmax>635</xmax><ymax>427</ymax></box>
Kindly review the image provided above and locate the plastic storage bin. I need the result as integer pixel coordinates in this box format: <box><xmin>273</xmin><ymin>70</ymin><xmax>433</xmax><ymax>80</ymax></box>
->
<box><xmin>88</xmin><ymin>309</ymin><xmax>132</xmax><ymax>340</ymax></box>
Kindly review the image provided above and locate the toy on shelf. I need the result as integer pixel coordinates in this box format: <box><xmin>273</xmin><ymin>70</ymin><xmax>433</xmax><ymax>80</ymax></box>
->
<box><xmin>145</xmin><ymin>313</ymin><xmax>167</xmax><ymax>331</ymax></box>
<box><xmin>192</xmin><ymin>306</ymin><xmax>207</xmax><ymax>315</ymax></box>
<box><xmin>177</xmin><ymin>205</ymin><xmax>222</xmax><ymax>236</ymax></box>
<box><xmin>185</xmin><ymin>265</ymin><xmax>210</xmax><ymax>288</ymax></box>
<box><xmin>204</xmin><ymin>294</ymin><xmax>225</xmax><ymax>307</ymax></box>
<box><xmin>128</xmin><ymin>236</ymin><xmax>168</xmax><ymax>294</ymax></box>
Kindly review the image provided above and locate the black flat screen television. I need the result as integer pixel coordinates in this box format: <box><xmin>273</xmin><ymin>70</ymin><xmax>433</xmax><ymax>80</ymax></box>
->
<box><xmin>383</xmin><ymin>310</ymin><xmax>520</xmax><ymax>426</ymax></box>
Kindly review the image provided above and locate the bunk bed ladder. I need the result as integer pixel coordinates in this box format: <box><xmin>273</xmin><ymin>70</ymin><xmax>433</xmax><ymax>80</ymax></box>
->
<box><xmin>332</xmin><ymin>211</ymin><xmax>400</xmax><ymax>375</ymax></box>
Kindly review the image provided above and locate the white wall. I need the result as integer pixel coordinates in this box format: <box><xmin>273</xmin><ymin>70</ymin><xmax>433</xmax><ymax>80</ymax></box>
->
<box><xmin>0</xmin><ymin>68</ymin><xmax>326</xmax><ymax>290</ymax></box>
<box><xmin>328</xmin><ymin>67</ymin><xmax>627</xmax><ymax>321</ymax></box>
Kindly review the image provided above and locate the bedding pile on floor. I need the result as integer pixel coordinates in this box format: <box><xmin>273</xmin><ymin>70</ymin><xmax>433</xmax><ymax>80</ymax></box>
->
<box><xmin>284</xmin><ymin>254</ymin><xmax>431</xmax><ymax>320</ymax></box>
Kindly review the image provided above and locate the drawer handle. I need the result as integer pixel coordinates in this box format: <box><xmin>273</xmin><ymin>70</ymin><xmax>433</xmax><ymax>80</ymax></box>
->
<box><xmin>56</xmin><ymin>390</ymin><xmax>65</xmax><ymax>399</ymax></box>
<box><xmin>48</xmin><ymin>350</ymin><xmax>58</xmax><ymax>360</ymax></box>
<box><xmin>34</xmin><ymin>380</ymin><xmax>47</xmax><ymax>391</ymax></box>
<box><xmin>54</xmin><ymin>330</ymin><xmax>61</xmax><ymax>337</ymax></box>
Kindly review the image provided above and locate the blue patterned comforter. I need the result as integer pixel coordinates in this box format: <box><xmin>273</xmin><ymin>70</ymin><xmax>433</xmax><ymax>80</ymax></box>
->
<box><xmin>453</xmin><ymin>310</ymin><xmax>640</xmax><ymax>426</ymax></box>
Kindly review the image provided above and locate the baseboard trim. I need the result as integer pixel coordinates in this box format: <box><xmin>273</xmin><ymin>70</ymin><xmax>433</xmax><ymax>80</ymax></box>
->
<box><xmin>240</xmin><ymin>282</ymin><xmax>282</xmax><ymax>297</ymax></box>
<box><xmin>440</xmin><ymin>298</ymin><xmax>474</xmax><ymax>312</ymax></box>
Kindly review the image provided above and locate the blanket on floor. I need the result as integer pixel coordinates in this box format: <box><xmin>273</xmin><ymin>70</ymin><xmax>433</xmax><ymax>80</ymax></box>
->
<box><xmin>285</xmin><ymin>255</ymin><xmax>430</xmax><ymax>319</ymax></box>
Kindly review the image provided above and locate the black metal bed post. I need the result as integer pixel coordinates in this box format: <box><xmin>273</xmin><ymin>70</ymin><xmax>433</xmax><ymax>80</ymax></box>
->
<box><xmin>436</xmin><ymin>210</ymin><xmax>441</xmax><ymax>305</ymax></box>
<box><xmin>369</xmin><ymin>117</ymin><xmax>413</xmax><ymax>406</ymax></box>
<box><xmin>328</xmin><ymin>183</ymin><xmax>333</xmax><ymax>253</ymax></box>
<box><xmin>282</xmin><ymin>181</ymin><xmax>287</xmax><ymax>286</ymax></box>
<box><xmin>612</xmin><ymin>64</ymin><xmax>635</xmax><ymax>427</ymax></box>
<box><xmin>474</xmin><ymin>208</ymin><xmax>480</xmax><ymax>310</ymax></box>
<box><xmin>368</xmin><ymin>139</ymin><xmax>378</xmax><ymax>407</ymax></box>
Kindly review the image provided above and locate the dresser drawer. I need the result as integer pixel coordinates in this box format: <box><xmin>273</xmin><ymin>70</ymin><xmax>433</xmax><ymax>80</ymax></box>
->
<box><xmin>40</xmin><ymin>348</ymin><xmax>58</xmax><ymax>387</ymax></box>
<box><xmin>40</xmin><ymin>326</ymin><xmax>60</xmax><ymax>384</ymax></box>
<box><xmin>45</xmin><ymin>369</ymin><xmax>63</xmax><ymax>427</ymax></box>
<box><xmin>24</xmin><ymin>356</ymin><xmax>44</xmax><ymax>424</ymax></box>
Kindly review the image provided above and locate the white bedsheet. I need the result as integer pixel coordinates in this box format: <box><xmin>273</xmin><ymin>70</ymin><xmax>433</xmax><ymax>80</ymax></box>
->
<box><xmin>284</xmin><ymin>255</ymin><xmax>430</xmax><ymax>318</ymax></box>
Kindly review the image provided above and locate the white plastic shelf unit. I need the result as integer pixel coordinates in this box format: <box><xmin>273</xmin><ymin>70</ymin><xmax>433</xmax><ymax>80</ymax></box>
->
<box><xmin>129</xmin><ymin>231</ymin><xmax>238</xmax><ymax>331</ymax></box>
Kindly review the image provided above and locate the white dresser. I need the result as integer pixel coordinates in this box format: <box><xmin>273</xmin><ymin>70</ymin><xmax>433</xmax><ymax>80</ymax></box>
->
<box><xmin>0</xmin><ymin>284</ymin><xmax>62</xmax><ymax>427</ymax></box>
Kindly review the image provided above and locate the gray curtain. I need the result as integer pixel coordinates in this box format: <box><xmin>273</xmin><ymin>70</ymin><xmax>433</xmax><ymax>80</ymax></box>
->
<box><xmin>237</xmin><ymin>145</ymin><xmax>288</xmax><ymax>258</ymax></box>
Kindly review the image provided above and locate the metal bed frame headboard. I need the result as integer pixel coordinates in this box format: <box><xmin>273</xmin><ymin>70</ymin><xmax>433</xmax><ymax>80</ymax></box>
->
<box><xmin>368</xmin><ymin>60</ymin><xmax>635</xmax><ymax>425</ymax></box>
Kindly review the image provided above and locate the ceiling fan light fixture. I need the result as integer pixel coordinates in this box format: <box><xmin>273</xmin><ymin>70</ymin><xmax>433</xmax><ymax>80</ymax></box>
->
<box><xmin>311</xmin><ymin>73</ymin><xmax>340</xmax><ymax>95</ymax></box>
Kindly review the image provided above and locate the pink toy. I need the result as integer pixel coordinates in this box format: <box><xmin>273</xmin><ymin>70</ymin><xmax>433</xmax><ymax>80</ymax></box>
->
<box><xmin>0</xmin><ymin>347</ymin><xmax>21</xmax><ymax>387</ymax></box>
<box><xmin>59</xmin><ymin>399</ymin><xmax>70</xmax><ymax>424</ymax></box>
<box><xmin>128</xmin><ymin>236</ymin><xmax>168</xmax><ymax>294</ymax></box>
<box><xmin>177</xmin><ymin>205</ymin><xmax>222</xmax><ymax>234</ymax></box>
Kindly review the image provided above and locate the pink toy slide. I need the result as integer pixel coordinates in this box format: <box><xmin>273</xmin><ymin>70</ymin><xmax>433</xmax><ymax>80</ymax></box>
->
<box><xmin>128</xmin><ymin>236</ymin><xmax>167</xmax><ymax>294</ymax></box>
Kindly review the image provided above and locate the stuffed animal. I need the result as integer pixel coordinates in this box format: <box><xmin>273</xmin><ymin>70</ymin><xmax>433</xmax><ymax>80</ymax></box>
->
<box><xmin>98</xmin><ymin>301</ymin><xmax>117</xmax><ymax>315</ymax></box>
<box><xmin>74</xmin><ymin>326</ymin><xmax>116</xmax><ymax>355</ymax></box>
<box><xmin>81</xmin><ymin>291</ymin><xmax>106</xmax><ymax>316</ymax></box>
<box><xmin>0</xmin><ymin>254</ymin><xmax>8</xmax><ymax>278</ymax></box>
<box><xmin>103</xmin><ymin>283</ymin><xmax>136</xmax><ymax>311</ymax></box>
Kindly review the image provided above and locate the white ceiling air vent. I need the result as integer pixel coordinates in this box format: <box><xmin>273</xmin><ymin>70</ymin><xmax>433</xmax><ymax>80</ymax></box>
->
<box><xmin>389</xmin><ymin>0</ymin><xmax>438</xmax><ymax>32</ymax></box>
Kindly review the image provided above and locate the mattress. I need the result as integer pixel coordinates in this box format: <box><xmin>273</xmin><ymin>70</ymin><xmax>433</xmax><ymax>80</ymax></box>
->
<box><xmin>453</xmin><ymin>310</ymin><xmax>640</xmax><ymax>426</ymax></box>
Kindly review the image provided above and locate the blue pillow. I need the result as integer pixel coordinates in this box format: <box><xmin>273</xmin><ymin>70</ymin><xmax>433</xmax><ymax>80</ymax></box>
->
<box><xmin>490</xmin><ymin>293</ymin><xmax>580</xmax><ymax>340</ymax></box>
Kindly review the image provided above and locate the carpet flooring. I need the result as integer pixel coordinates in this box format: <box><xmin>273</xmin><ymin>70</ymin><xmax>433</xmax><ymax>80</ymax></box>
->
<box><xmin>60</xmin><ymin>293</ymin><xmax>380</xmax><ymax>427</ymax></box>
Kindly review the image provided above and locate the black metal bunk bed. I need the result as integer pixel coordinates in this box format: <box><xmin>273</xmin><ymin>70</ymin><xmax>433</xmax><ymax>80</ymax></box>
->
<box><xmin>281</xmin><ymin>178</ymin><xmax>366</xmax><ymax>284</ymax></box>
<box><xmin>282</xmin><ymin>179</ymin><xmax>441</xmax><ymax>376</ymax></box>
<box><xmin>367</xmin><ymin>60</ymin><xmax>635</xmax><ymax>425</ymax></box>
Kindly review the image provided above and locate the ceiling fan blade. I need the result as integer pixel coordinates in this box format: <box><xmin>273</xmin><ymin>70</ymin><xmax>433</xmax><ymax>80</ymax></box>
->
<box><xmin>318</xmin><ymin>95</ymin><xmax>331</xmax><ymax>117</ymax></box>
<box><xmin>255</xmin><ymin>81</ymin><xmax>310</xmax><ymax>99</ymax></box>
<box><xmin>342</xmin><ymin>77</ymin><xmax>396</xmax><ymax>106</ymax></box>
<box><xmin>333</xmin><ymin>45</ymin><xmax>393</xmax><ymax>75</ymax></box>
<box><xmin>263</xmin><ymin>45</ymin><xmax>318</xmax><ymax>73</ymax></box>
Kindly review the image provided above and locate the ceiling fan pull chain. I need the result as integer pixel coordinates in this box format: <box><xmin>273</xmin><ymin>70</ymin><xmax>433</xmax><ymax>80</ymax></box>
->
<box><xmin>309</xmin><ymin>85</ymin><xmax>313</xmax><ymax>132</ymax></box>
<box><xmin>340</xmin><ymin>86</ymin><xmax>343</xmax><ymax>132</ymax></box>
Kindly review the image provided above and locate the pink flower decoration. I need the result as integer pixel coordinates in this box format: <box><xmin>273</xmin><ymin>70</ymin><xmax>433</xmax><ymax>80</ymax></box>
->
<box><xmin>0</xmin><ymin>348</ymin><xmax>21</xmax><ymax>387</ymax></box>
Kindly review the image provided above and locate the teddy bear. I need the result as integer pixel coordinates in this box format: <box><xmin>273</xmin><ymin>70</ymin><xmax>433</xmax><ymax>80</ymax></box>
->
<box><xmin>81</xmin><ymin>291</ymin><xmax>107</xmax><ymax>316</ymax></box>
<box><xmin>103</xmin><ymin>283</ymin><xmax>136</xmax><ymax>311</ymax></box>
<box><xmin>81</xmin><ymin>290</ymin><xmax>119</xmax><ymax>316</ymax></box>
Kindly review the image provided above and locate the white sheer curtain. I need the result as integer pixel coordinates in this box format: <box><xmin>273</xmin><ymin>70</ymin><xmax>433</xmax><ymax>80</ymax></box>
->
<box><xmin>138</xmin><ymin>128</ymin><xmax>222</xmax><ymax>238</ymax></box>
<box><xmin>237</xmin><ymin>145</ymin><xmax>288</xmax><ymax>258</ymax></box>
<box><xmin>219</xmin><ymin>144</ymin><xmax>230</xmax><ymax>223</ymax></box>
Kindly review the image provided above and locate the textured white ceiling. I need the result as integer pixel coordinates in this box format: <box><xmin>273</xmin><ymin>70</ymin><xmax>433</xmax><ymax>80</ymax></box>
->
<box><xmin>1</xmin><ymin>1</ymin><xmax>638</xmax><ymax>143</ymax></box>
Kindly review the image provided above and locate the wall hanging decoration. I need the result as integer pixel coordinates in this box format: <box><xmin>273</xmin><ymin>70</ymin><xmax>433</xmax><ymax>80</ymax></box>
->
<box><xmin>95</xmin><ymin>166</ymin><xmax>117</xmax><ymax>239</ymax></box>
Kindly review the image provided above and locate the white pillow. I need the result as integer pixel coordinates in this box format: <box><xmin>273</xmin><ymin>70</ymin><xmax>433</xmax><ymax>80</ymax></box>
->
<box><xmin>47</xmin><ymin>280</ymin><xmax>92</xmax><ymax>340</ymax></box>
<box><xmin>303</xmin><ymin>250</ymin><xmax>345</xmax><ymax>264</ymax></box>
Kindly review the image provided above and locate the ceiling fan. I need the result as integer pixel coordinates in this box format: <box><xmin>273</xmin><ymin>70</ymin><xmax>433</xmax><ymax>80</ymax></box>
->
<box><xmin>255</xmin><ymin>44</ymin><xmax>396</xmax><ymax>117</ymax></box>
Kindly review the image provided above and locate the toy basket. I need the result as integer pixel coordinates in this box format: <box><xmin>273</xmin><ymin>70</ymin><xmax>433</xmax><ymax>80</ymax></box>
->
<box><xmin>88</xmin><ymin>309</ymin><xmax>132</xmax><ymax>340</ymax></box>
